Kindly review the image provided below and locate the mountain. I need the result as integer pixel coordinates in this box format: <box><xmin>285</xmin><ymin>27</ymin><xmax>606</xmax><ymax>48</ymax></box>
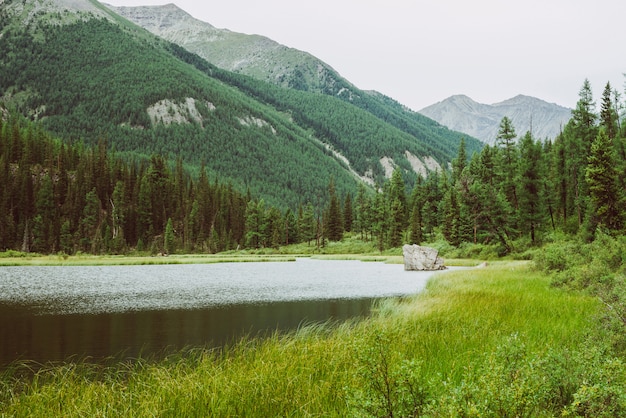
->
<box><xmin>105</xmin><ymin>3</ymin><xmax>483</xmax><ymax>162</ymax></box>
<box><xmin>0</xmin><ymin>0</ymin><xmax>480</xmax><ymax>210</ymax></box>
<box><xmin>419</xmin><ymin>94</ymin><xmax>572</xmax><ymax>145</ymax></box>
<box><xmin>107</xmin><ymin>4</ymin><xmax>483</xmax><ymax>149</ymax></box>
<box><xmin>105</xmin><ymin>3</ymin><xmax>345</xmax><ymax>94</ymax></box>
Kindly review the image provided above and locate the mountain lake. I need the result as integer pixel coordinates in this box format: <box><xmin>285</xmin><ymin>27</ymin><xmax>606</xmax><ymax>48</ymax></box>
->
<box><xmin>0</xmin><ymin>258</ymin><xmax>442</xmax><ymax>366</ymax></box>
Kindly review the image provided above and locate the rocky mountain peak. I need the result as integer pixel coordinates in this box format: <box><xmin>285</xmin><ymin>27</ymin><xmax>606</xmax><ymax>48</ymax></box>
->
<box><xmin>104</xmin><ymin>3</ymin><xmax>217</xmax><ymax>36</ymax></box>
<box><xmin>420</xmin><ymin>95</ymin><xmax>572</xmax><ymax>144</ymax></box>
<box><xmin>2</xmin><ymin>0</ymin><xmax>118</xmax><ymax>27</ymax></box>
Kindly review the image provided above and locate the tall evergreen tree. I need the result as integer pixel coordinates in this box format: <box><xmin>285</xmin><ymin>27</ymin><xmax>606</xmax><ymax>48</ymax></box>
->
<box><xmin>517</xmin><ymin>132</ymin><xmax>544</xmax><ymax>243</ymax></box>
<box><xmin>388</xmin><ymin>168</ymin><xmax>408</xmax><ymax>247</ymax></box>
<box><xmin>600</xmin><ymin>82</ymin><xmax>618</xmax><ymax>140</ymax></box>
<box><xmin>343</xmin><ymin>194</ymin><xmax>353</xmax><ymax>233</ymax></box>
<box><xmin>586</xmin><ymin>129</ymin><xmax>622</xmax><ymax>232</ymax></box>
<box><xmin>496</xmin><ymin>116</ymin><xmax>519</xmax><ymax>211</ymax></box>
<box><xmin>451</xmin><ymin>137</ymin><xmax>467</xmax><ymax>184</ymax></box>
<box><xmin>164</xmin><ymin>217</ymin><xmax>176</xmax><ymax>254</ymax></box>
<box><xmin>244</xmin><ymin>199</ymin><xmax>265</xmax><ymax>249</ymax></box>
<box><xmin>298</xmin><ymin>203</ymin><xmax>316</xmax><ymax>245</ymax></box>
<box><xmin>326</xmin><ymin>178</ymin><xmax>343</xmax><ymax>241</ymax></box>
<box><xmin>567</xmin><ymin>79</ymin><xmax>598</xmax><ymax>228</ymax></box>
<box><xmin>354</xmin><ymin>183</ymin><xmax>370</xmax><ymax>241</ymax></box>
<box><xmin>409</xmin><ymin>200</ymin><xmax>423</xmax><ymax>245</ymax></box>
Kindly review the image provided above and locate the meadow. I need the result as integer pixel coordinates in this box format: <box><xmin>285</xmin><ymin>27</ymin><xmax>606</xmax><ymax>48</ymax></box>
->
<box><xmin>2</xmin><ymin>259</ymin><xmax>623</xmax><ymax>417</ymax></box>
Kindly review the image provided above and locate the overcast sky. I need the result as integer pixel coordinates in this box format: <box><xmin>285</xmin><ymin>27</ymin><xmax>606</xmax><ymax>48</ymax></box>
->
<box><xmin>105</xmin><ymin>0</ymin><xmax>626</xmax><ymax>111</ymax></box>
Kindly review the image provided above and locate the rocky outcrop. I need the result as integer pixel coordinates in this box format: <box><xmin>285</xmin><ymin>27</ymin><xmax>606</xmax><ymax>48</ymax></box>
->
<box><xmin>419</xmin><ymin>94</ymin><xmax>572</xmax><ymax>144</ymax></box>
<box><xmin>402</xmin><ymin>245</ymin><xmax>446</xmax><ymax>271</ymax></box>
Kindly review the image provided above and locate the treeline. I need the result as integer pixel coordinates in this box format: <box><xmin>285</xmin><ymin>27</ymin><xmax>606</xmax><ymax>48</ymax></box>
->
<box><xmin>339</xmin><ymin>79</ymin><xmax>626</xmax><ymax>253</ymax></box>
<box><xmin>3</xmin><ymin>78</ymin><xmax>623</xmax><ymax>255</ymax></box>
<box><xmin>0</xmin><ymin>113</ymin><xmax>341</xmax><ymax>254</ymax></box>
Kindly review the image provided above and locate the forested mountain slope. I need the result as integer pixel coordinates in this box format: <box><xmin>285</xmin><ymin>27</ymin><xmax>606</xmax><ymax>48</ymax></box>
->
<box><xmin>0</xmin><ymin>0</ymin><xmax>478</xmax><ymax>210</ymax></box>
<box><xmin>106</xmin><ymin>3</ymin><xmax>345</xmax><ymax>94</ymax></box>
<box><xmin>107</xmin><ymin>3</ymin><xmax>483</xmax><ymax>171</ymax></box>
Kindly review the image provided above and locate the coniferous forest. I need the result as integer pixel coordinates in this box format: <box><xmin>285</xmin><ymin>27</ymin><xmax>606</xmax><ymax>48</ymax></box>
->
<box><xmin>1</xmin><ymin>79</ymin><xmax>625</xmax><ymax>256</ymax></box>
<box><xmin>5</xmin><ymin>3</ymin><xmax>626</xmax><ymax>416</ymax></box>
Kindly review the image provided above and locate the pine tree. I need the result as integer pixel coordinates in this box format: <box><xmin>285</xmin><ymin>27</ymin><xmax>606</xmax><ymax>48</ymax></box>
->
<box><xmin>586</xmin><ymin>129</ymin><xmax>622</xmax><ymax>232</ymax></box>
<box><xmin>326</xmin><ymin>178</ymin><xmax>343</xmax><ymax>241</ymax></box>
<box><xmin>409</xmin><ymin>200</ymin><xmax>423</xmax><ymax>245</ymax></box>
<box><xmin>33</xmin><ymin>174</ymin><xmax>57</xmax><ymax>253</ymax></box>
<box><xmin>388</xmin><ymin>168</ymin><xmax>407</xmax><ymax>247</ymax></box>
<box><xmin>284</xmin><ymin>208</ymin><xmax>298</xmax><ymax>246</ymax></box>
<box><xmin>164</xmin><ymin>217</ymin><xmax>176</xmax><ymax>254</ymax></box>
<box><xmin>568</xmin><ymin>79</ymin><xmax>598</xmax><ymax>228</ymax></box>
<box><xmin>298</xmin><ymin>203</ymin><xmax>316</xmax><ymax>245</ymax></box>
<box><xmin>517</xmin><ymin>132</ymin><xmax>544</xmax><ymax>243</ymax></box>
<box><xmin>451</xmin><ymin>137</ymin><xmax>467</xmax><ymax>183</ymax></box>
<box><xmin>496</xmin><ymin>116</ymin><xmax>519</xmax><ymax>211</ymax></box>
<box><xmin>354</xmin><ymin>183</ymin><xmax>370</xmax><ymax>240</ymax></box>
<box><xmin>600</xmin><ymin>82</ymin><xmax>618</xmax><ymax>140</ymax></box>
<box><xmin>343</xmin><ymin>194</ymin><xmax>353</xmax><ymax>233</ymax></box>
<box><xmin>441</xmin><ymin>186</ymin><xmax>461</xmax><ymax>246</ymax></box>
<box><xmin>245</xmin><ymin>199</ymin><xmax>265</xmax><ymax>249</ymax></box>
<box><xmin>80</xmin><ymin>188</ymin><xmax>101</xmax><ymax>253</ymax></box>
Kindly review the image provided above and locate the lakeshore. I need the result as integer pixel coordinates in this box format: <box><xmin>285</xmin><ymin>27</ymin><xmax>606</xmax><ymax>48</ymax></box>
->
<box><xmin>2</xmin><ymin>260</ymin><xmax>615</xmax><ymax>417</ymax></box>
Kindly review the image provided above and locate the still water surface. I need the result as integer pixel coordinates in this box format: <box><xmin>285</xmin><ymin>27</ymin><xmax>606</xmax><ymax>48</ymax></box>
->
<box><xmin>0</xmin><ymin>258</ymin><xmax>438</xmax><ymax>365</ymax></box>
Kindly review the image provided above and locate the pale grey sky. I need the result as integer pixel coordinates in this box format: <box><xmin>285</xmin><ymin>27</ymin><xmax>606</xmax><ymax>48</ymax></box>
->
<box><xmin>106</xmin><ymin>0</ymin><xmax>626</xmax><ymax>111</ymax></box>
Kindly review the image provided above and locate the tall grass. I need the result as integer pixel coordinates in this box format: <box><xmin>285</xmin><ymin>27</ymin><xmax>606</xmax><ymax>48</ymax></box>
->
<box><xmin>2</xmin><ymin>262</ymin><xmax>623</xmax><ymax>416</ymax></box>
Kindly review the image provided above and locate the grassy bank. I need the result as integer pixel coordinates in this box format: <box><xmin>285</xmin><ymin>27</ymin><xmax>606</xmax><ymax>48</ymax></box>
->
<box><xmin>0</xmin><ymin>252</ymin><xmax>299</xmax><ymax>266</ymax></box>
<box><xmin>0</xmin><ymin>233</ymin><xmax>478</xmax><ymax>266</ymax></box>
<box><xmin>3</xmin><ymin>262</ymin><xmax>622</xmax><ymax>416</ymax></box>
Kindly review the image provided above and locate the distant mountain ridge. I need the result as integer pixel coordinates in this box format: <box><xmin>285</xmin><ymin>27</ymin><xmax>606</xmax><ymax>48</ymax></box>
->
<box><xmin>419</xmin><ymin>94</ymin><xmax>572</xmax><ymax>144</ymax></box>
<box><xmin>106</xmin><ymin>3</ymin><xmax>346</xmax><ymax>94</ymax></box>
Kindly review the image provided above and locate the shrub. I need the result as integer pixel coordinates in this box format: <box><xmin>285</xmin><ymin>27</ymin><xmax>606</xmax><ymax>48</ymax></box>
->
<box><xmin>348</xmin><ymin>331</ymin><xmax>432</xmax><ymax>417</ymax></box>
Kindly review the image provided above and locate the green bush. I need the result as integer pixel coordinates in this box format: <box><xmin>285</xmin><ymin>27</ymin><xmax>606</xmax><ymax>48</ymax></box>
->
<box><xmin>348</xmin><ymin>331</ymin><xmax>431</xmax><ymax>417</ymax></box>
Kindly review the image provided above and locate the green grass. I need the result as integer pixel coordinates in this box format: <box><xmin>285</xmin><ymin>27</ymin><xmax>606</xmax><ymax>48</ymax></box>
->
<box><xmin>2</xmin><ymin>262</ymin><xmax>619</xmax><ymax>417</ymax></box>
<box><xmin>0</xmin><ymin>252</ymin><xmax>298</xmax><ymax>266</ymax></box>
<box><xmin>0</xmin><ymin>233</ymin><xmax>483</xmax><ymax>267</ymax></box>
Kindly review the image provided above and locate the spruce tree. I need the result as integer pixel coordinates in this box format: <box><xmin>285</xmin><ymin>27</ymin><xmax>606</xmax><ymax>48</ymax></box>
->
<box><xmin>517</xmin><ymin>132</ymin><xmax>544</xmax><ymax>243</ymax></box>
<box><xmin>409</xmin><ymin>200</ymin><xmax>423</xmax><ymax>245</ymax></box>
<box><xmin>164</xmin><ymin>217</ymin><xmax>175</xmax><ymax>254</ymax></box>
<box><xmin>326</xmin><ymin>178</ymin><xmax>343</xmax><ymax>241</ymax></box>
<box><xmin>388</xmin><ymin>168</ymin><xmax>407</xmax><ymax>247</ymax></box>
<box><xmin>586</xmin><ymin>129</ymin><xmax>622</xmax><ymax>232</ymax></box>
<box><xmin>600</xmin><ymin>82</ymin><xmax>618</xmax><ymax>140</ymax></box>
<box><xmin>451</xmin><ymin>137</ymin><xmax>467</xmax><ymax>183</ymax></box>
<box><xmin>496</xmin><ymin>116</ymin><xmax>519</xmax><ymax>211</ymax></box>
<box><xmin>354</xmin><ymin>183</ymin><xmax>370</xmax><ymax>240</ymax></box>
<box><xmin>343</xmin><ymin>194</ymin><xmax>353</xmax><ymax>233</ymax></box>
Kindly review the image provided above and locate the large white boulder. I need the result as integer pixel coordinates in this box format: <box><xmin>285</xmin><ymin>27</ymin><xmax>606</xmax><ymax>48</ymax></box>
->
<box><xmin>402</xmin><ymin>244</ymin><xmax>446</xmax><ymax>271</ymax></box>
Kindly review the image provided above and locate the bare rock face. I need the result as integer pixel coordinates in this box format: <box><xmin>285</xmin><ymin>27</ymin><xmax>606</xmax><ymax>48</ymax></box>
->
<box><xmin>402</xmin><ymin>244</ymin><xmax>446</xmax><ymax>271</ymax></box>
<box><xmin>419</xmin><ymin>94</ymin><xmax>572</xmax><ymax>145</ymax></box>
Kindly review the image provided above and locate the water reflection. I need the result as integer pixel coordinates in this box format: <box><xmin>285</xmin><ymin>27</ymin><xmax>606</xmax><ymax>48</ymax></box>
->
<box><xmin>1</xmin><ymin>298</ymin><xmax>375</xmax><ymax>365</ymax></box>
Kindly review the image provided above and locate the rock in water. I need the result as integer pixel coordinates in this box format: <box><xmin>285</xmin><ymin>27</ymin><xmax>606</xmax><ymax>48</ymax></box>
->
<box><xmin>402</xmin><ymin>244</ymin><xmax>446</xmax><ymax>271</ymax></box>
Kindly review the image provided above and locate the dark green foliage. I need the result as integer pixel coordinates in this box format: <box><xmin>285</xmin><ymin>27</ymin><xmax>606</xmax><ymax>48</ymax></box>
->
<box><xmin>387</xmin><ymin>168</ymin><xmax>408</xmax><ymax>247</ymax></box>
<box><xmin>2</xmin><ymin>10</ymin><xmax>625</xmax><ymax>256</ymax></box>
<box><xmin>342</xmin><ymin>194</ymin><xmax>353</xmax><ymax>233</ymax></box>
<box><xmin>517</xmin><ymin>132</ymin><xmax>545</xmax><ymax>243</ymax></box>
<box><xmin>0</xmin><ymin>112</ymin><xmax>325</xmax><ymax>254</ymax></box>
<box><xmin>586</xmin><ymin>129</ymin><xmax>622</xmax><ymax>232</ymax></box>
<box><xmin>0</xmin><ymin>20</ymin><xmax>361</xmax><ymax>210</ymax></box>
<box><xmin>325</xmin><ymin>178</ymin><xmax>343</xmax><ymax>242</ymax></box>
<box><xmin>0</xmin><ymin>16</ymin><xmax>483</xmax><ymax>212</ymax></box>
